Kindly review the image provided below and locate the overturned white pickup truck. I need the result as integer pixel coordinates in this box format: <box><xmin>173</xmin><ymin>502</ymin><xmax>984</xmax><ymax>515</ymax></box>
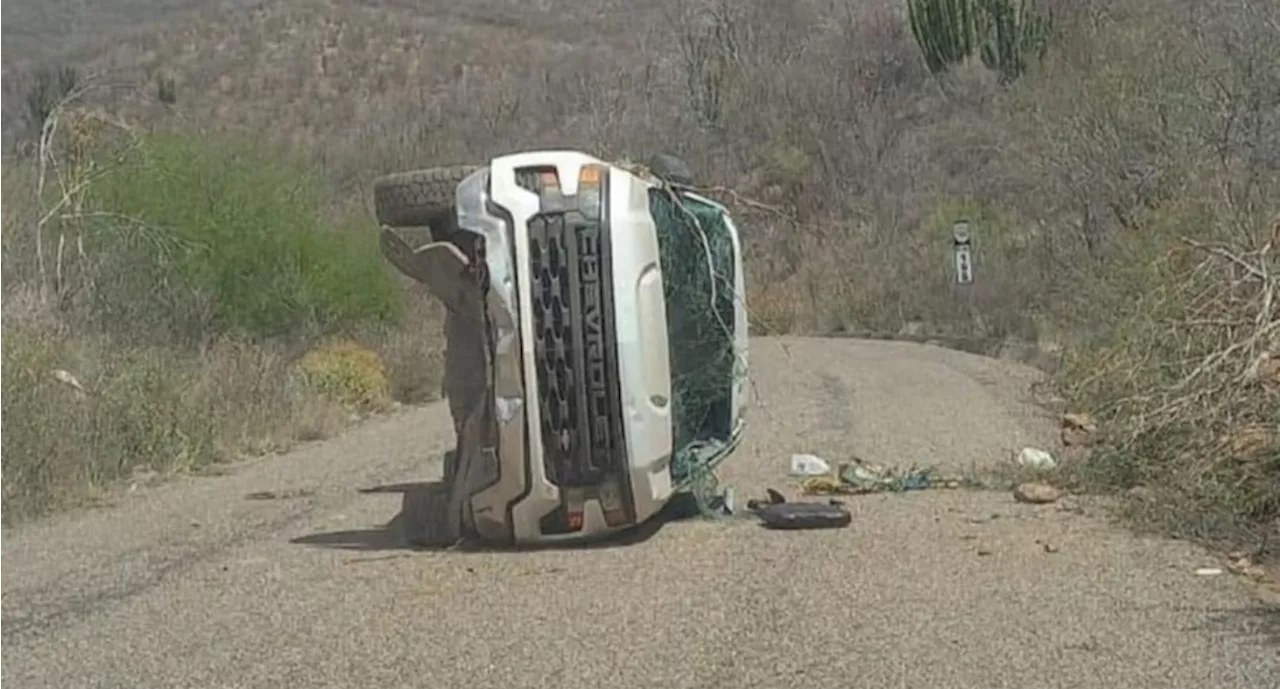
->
<box><xmin>373</xmin><ymin>151</ymin><xmax>748</xmax><ymax>546</ymax></box>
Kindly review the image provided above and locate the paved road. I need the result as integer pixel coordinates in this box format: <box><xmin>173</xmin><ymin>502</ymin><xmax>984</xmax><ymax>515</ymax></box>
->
<box><xmin>4</xmin><ymin>337</ymin><xmax>1277</xmax><ymax>689</ymax></box>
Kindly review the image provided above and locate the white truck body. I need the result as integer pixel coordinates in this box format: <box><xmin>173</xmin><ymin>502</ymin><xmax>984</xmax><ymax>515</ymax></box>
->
<box><xmin>381</xmin><ymin>151</ymin><xmax>747</xmax><ymax>546</ymax></box>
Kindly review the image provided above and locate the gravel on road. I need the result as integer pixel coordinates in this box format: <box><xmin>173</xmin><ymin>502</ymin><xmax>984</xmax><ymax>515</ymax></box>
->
<box><xmin>4</xmin><ymin>337</ymin><xmax>1277</xmax><ymax>689</ymax></box>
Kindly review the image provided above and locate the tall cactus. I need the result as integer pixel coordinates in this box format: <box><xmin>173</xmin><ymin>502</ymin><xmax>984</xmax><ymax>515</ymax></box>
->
<box><xmin>906</xmin><ymin>0</ymin><xmax>1052</xmax><ymax>83</ymax></box>
<box><xmin>907</xmin><ymin>0</ymin><xmax>979</xmax><ymax>74</ymax></box>
<box><xmin>978</xmin><ymin>0</ymin><xmax>1053</xmax><ymax>83</ymax></box>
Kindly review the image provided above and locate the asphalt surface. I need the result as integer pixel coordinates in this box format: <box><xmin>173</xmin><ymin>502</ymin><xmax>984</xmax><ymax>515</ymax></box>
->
<box><xmin>4</xmin><ymin>336</ymin><xmax>1277</xmax><ymax>689</ymax></box>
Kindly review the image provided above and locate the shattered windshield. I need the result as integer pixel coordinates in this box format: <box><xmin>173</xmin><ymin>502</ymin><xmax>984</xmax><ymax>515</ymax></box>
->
<box><xmin>650</xmin><ymin>188</ymin><xmax>739</xmax><ymax>482</ymax></box>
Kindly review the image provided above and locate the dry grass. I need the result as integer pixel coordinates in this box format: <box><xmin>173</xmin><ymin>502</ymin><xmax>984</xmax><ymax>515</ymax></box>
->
<box><xmin>0</xmin><ymin>303</ymin><xmax>440</xmax><ymax>522</ymax></box>
<box><xmin>0</xmin><ymin>306</ymin><xmax>332</xmax><ymax>519</ymax></box>
<box><xmin>2</xmin><ymin>0</ymin><xmax>1277</xmax><ymax>547</ymax></box>
<box><xmin>1023</xmin><ymin>1</ymin><xmax>1280</xmax><ymax>549</ymax></box>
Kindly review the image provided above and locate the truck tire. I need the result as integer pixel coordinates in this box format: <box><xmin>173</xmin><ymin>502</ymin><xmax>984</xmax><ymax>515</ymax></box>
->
<box><xmin>373</xmin><ymin>165</ymin><xmax>478</xmax><ymax>235</ymax></box>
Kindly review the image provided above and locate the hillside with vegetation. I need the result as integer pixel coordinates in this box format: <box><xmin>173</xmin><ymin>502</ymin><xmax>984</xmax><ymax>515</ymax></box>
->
<box><xmin>2</xmin><ymin>0</ymin><xmax>1276</xmax><ymax>552</ymax></box>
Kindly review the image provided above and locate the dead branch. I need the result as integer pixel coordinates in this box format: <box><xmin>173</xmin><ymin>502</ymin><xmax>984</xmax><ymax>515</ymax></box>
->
<box><xmin>32</xmin><ymin>76</ymin><xmax>141</xmax><ymax>308</ymax></box>
<box><xmin>1180</xmin><ymin>237</ymin><xmax>1270</xmax><ymax>282</ymax></box>
<box><xmin>692</xmin><ymin>184</ymin><xmax>794</xmax><ymax>219</ymax></box>
<box><xmin>1080</xmin><ymin>215</ymin><xmax>1279</xmax><ymax>454</ymax></box>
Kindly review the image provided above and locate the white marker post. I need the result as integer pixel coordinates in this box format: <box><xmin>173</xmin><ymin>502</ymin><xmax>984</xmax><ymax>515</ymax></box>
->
<box><xmin>952</xmin><ymin>220</ymin><xmax>974</xmax><ymax>285</ymax></box>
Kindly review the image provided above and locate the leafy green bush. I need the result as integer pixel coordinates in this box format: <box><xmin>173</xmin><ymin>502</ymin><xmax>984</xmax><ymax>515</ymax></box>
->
<box><xmin>86</xmin><ymin>133</ymin><xmax>400</xmax><ymax>342</ymax></box>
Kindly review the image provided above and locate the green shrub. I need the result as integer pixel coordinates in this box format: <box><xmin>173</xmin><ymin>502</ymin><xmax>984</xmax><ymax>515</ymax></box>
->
<box><xmin>85</xmin><ymin>133</ymin><xmax>401</xmax><ymax>342</ymax></box>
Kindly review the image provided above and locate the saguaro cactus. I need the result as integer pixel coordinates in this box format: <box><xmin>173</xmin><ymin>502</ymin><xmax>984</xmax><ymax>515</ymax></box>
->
<box><xmin>978</xmin><ymin>0</ymin><xmax>1053</xmax><ymax>83</ymax></box>
<box><xmin>906</xmin><ymin>0</ymin><xmax>1052</xmax><ymax>83</ymax></box>
<box><xmin>907</xmin><ymin>0</ymin><xmax>980</xmax><ymax>74</ymax></box>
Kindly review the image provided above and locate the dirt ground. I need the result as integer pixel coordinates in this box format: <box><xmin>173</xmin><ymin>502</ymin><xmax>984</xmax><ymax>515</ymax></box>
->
<box><xmin>4</xmin><ymin>337</ymin><xmax>1277</xmax><ymax>689</ymax></box>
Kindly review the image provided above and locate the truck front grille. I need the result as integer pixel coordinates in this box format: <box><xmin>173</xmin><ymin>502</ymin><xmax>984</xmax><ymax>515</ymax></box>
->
<box><xmin>527</xmin><ymin>208</ymin><xmax>625</xmax><ymax>488</ymax></box>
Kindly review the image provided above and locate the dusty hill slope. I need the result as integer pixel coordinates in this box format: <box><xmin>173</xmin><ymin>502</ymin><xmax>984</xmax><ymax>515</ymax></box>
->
<box><xmin>4</xmin><ymin>0</ymin><xmax>710</xmax><ymax>158</ymax></box>
<box><xmin>3</xmin><ymin>0</ymin><xmax>915</xmax><ymax>200</ymax></box>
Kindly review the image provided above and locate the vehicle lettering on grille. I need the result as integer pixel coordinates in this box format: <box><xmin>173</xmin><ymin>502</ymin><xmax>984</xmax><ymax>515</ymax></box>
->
<box><xmin>576</xmin><ymin>226</ymin><xmax>610</xmax><ymax>450</ymax></box>
<box><xmin>521</xmin><ymin>166</ymin><xmax>626</xmax><ymax>500</ymax></box>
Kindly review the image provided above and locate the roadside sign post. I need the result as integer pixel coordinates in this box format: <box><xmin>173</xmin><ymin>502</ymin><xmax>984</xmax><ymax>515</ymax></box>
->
<box><xmin>952</xmin><ymin>220</ymin><xmax>974</xmax><ymax>285</ymax></box>
<box><xmin>950</xmin><ymin>219</ymin><xmax>977</xmax><ymax>331</ymax></box>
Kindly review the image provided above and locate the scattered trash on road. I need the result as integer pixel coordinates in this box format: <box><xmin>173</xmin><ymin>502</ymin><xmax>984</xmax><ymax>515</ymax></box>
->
<box><xmin>1016</xmin><ymin>447</ymin><xmax>1058</xmax><ymax>470</ymax></box>
<box><xmin>799</xmin><ymin>457</ymin><xmax>952</xmax><ymax>496</ymax></box>
<box><xmin>789</xmin><ymin>453</ymin><xmax>832</xmax><ymax>476</ymax></box>
<box><xmin>719</xmin><ymin>487</ymin><xmax>737</xmax><ymax>516</ymax></box>
<box><xmin>1195</xmin><ymin>567</ymin><xmax>1225</xmax><ymax>576</ymax></box>
<box><xmin>1012</xmin><ymin>482</ymin><xmax>1064</xmax><ymax>504</ymax></box>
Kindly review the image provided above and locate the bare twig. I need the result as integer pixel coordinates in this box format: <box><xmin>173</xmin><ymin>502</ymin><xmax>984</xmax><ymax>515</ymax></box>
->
<box><xmin>31</xmin><ymin>76</ymin><xmax>141</xmax><ymax>308</ymax></box>
<box><xmin>1180</xmin><ymin>237</ymin><xmax>1269</xmax><ymax>281</ymax></box>
<box><xmin>692</xmin><ymin>185</ymin><xmax>794</xmax><ymax>218</ymax></box>
<box><xmin>1084</xmin><ymin>215</ymin><xmax>1279</xmax><ymax>452</ymax></box>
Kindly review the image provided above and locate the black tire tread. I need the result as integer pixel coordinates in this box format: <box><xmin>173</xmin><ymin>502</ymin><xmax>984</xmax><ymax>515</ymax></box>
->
<box><xmin>373</xmin><ymin>165</ymin><xmax>479</xmax><ymax>229</ymax></box>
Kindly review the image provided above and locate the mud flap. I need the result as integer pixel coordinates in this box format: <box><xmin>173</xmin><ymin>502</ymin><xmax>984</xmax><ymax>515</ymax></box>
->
<box><xmin>379</xmin><ymin>227</ymin><xmax>474</xmax><ymax>313</ymax></box>
<box><xmin>381</xmin><ymin>226</ymin><xmax>493</xmax><ymax>546</ymax></box>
